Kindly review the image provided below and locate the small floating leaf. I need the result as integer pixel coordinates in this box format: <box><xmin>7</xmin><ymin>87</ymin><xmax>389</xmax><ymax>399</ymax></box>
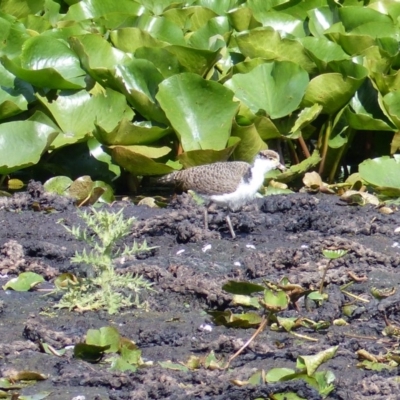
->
<box><xmin>3</xmin><ymin>272</ymin><xmax>44</xmax><ymax>291</ymax></box>
<box><xmin>86</xmin><ymin>326</ymin><xmax>121</xmax><ymax>353</ymax></box>
<box><xmin>18</xmin><ymin>392</ymin><xmax>52</xmax><ymax>400</ymax></box>
<box><xmin>297</xmin><ymin>346</ymin><xmax>338</xmax><ymax>376</ymax></box>
<box><xmin>322</xmin><ymin>249</ymin><xmax>348</xmax><ymax>259</ymax></box>
<box><xmin>266</xmin><ymin>367</ymin><xmax>296</xmax><ymax>382</ymax></box>
<box><xmin>222</xmin><ymin>281</ymin><xmax>265</xmax><ymax>295</ymax></box>
<box><xmin>74</xmin><ymin>343</ymin><xmax>109</xmax><ymax>363</ymax></box>
<box><xmin>370</xmin><ymin>286</ymin><xmax>396</xmax><ymax>299</ymax></box>
<box><xmin>158</xmin><ymin>361</ymin><xmax>189</xmax><ymax>372</ymax></box>
<box><xmin>6</xmin><ymin>371</ymin><xmax>47</xmax><ymax>381</ymax></box>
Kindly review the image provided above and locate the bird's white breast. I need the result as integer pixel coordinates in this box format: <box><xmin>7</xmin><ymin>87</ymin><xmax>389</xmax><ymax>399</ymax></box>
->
<box><xmin>208</xmin><ymin>158</ymin><xmax>273</xmax><ymax>211</ymax></box>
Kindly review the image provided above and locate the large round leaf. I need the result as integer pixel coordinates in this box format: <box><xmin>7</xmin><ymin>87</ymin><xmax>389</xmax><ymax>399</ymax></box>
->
<box><xmin>1</xmin><ymin>35</ymin><xmax>86</xmax><ymax>89</ymax></box>
<box><xmin>0</xmin><ymin>15</ymin><xmax>31</xmax><ymax>58</ymax></box>
<box><xmin>64</xmin><ymin>0</ymin><xmax>145</xmax><ymax>21</ymax></box>
<box><xmin>235</xmin><ymin>28</ymin><xmax>316</xmax><ymax>73</ymax></box>
<box><xmin>163</xmin><ymin>45</ymin><xmax>222</xmax><ymax>76</ymax></box>
<box><xmin>93</xmin><ymin>119</ymin><xmax>172</xmax><ymax>146</ymax></box>
<box><xmin>252</xmin><ymin>11</ymin><xmax>306</xmax><ymax>37</ymax></box>
<box><xmin>178</xmin><ymin>136</ymin><xmax>240</xmax><ymax>168</ymax></box>
<box><xmin>359</xmin><ymin>156</ymin><xmax>400</xmax><ymax>192</ymax></box>
<box><xmin>0</xmin><ymin>120</ymin><xmax>58</xmax><ymax>174</ymax></box>
<box><xmin>302</xmin><ymin>66</ymin><xmax>367</xmax><ymax>115</ymax></box>
<box><xmin>156</xmin><ymin>73</ymin><xmax>239</xmax><ymax>151</ymax></box>
<box><xmin>187</xmin><ymin>16</ymin><xmax>230</xmax><ymax>50</ymax></box>
<box><xmin>37</xmin><ymin>88</ymin><xmax>133</xmax><ymax>149</ymax></box>
<box><xmin>195</xmin><ymin>0</ymin><xmax>239</xmax><ymax>15</ymax></box>
<box><xmin>225</xmin><ymin>61</ymin><xmax>309</xmax><ymax>119</ymax></box>
<box><xmin>308</xmin><ymin>6</ymin><xmax>337</xmax><ymax>38</ymax></box>
<box><xmin>69</xmin><ymin>34</ymin><xmax>128</xmax><ymax>70</ymax></box>
<box><xmin>300</xmin><ymin>37</ymin><xmax>349</xmax><ymax>68</ymax></box>
<box><xmin>0</xmin><ymin>63</ymin><xmax>32</xmax><ymax>119</ymax></box>
<box><xmin>110</xmin><ymin>27</ymin><xmax>166</xmax><ymax>53</ymax></box>
<box><xmin>346</xmin><ymin>80</ymin><xmax>395</xmax><ymax>131</ymax></box>
<box><xmin>111</xmin><ymin>146</ymin><xmax>175</xmax><ymax>176</ymax></box>
<box><xmin>339</xmin><ymin>6</ymin><xmax>392</xmax><ymax>31</ymax></box>
<box><xmin>382</xmin><ymin>91</ymin><xmax>400</xmax><ymax>129</ymax></box>
<box><xmin>231</xmin><ymin>120</ymin><xmax>267</xmax><ymax>162</ymax></box>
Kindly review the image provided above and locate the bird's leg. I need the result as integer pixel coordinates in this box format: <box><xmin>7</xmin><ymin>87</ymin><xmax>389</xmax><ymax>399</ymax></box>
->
<box><xmin>225</xmin><ymin>214</ymin><xmax>236</xmax><ymax>239</ymax></box>
<box><xmin>203</xmin><ymin>207</ymin><xmax>209</xmax><ymax>230</ymax></box>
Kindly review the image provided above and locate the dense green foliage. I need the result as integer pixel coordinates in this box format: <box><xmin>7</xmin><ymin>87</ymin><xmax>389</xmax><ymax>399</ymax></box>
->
<box><xmin>0</xmin><ymin>0</ymin><xmax>399</xmax><ymax>193</ymax></box>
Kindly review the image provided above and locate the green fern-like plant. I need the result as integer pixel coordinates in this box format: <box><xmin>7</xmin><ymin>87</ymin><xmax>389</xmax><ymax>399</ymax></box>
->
<box><xmin>57</xmin><ymin>208</ymin><xmax>155</xmax><ymax>314</ymax></box>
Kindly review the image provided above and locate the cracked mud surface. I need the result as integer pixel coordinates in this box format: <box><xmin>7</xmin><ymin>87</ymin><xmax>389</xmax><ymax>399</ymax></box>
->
<box><xmin>1</xmin><ymin>182</ymin><xmax>400</xmax><ymax>399</ymax></box>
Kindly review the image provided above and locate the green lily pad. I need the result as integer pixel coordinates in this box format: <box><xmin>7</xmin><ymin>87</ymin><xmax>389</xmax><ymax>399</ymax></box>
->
<box><xmin>1</xmin><ymin>35</ymin><xmax>86</xmax><ymax>89</ymax></box>
<box><xmin>235</xmin><ymin>28</ymin><xmax>315</xmax><ymax>73</ymax></box>
<box><xmin>231</xmin><ymin>119</ymin><xmax>268</xmax><ymax>162</ymax></box>
<box><xmin>0</xmin><ymin>120</ymin><xmax>58</xmax><ymax>175</ymax></box>
<box><xmin>177</xmin><ymin>137</ymin><xmax>240</xmax><ymax>168</ymax></box>
<box><xmin>302</xmin><ymin>62</ymin><xmax>367</xmax><ymax>114</ymax></box>
<box><xmin>37</xmin><ymin>88</ymin><xmax>133</xmax><ymax>149</ymax></box>
<box><xmin>156</xmin><ymin>72</ymin><xmax>239</xmax><ymax>151</ymax></box>
<box><xmin>110</xmin><ymin>27</ymin><xmax>166</xmax><ymax>53</ymax></box>
<box><xmin>93</xmin><ymin>119</ymin><xmax>171</xmax><ymax>146</ymax></box>
<box><xmin>64</xmin><ymin>0</ymin><xmax>145</xmax><ymax>21</ymax></box>
<box><xmin>86</xmin><ymin>326</ymin><xmax>121</xmax><ymax>353</ymax></box>
<box><xmin>111</xmin><ymin>146</ymin><xmax>175</xmax><ymax>176</ymax></box>
<box><xmin>359</xmin><ymin>156</ymin><xmax>400</xmax><ymax>194</ymax></box>
<box><xmin>225</xmin><ymin>61</ymin><xmax>309</xmax><ymax>119</ymax></box>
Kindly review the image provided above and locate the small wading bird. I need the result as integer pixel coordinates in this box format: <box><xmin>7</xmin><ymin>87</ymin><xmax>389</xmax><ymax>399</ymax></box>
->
<box><xmin>160</xmin><ymin>149</ymin><xmax>286</xmax><ymax>238</ymax></box>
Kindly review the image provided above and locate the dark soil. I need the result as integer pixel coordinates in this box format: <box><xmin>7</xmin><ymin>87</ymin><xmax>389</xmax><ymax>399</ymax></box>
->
<box><xmin>1</xmin><ymin>181</ymin><xmax>400</xmax><ymax>400</ymax></box>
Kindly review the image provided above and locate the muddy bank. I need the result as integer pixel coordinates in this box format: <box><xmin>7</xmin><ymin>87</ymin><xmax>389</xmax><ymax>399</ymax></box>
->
<box><xmin>0</xmin><ymin>182</ymin><xmax>400</xmax><ymax>399</ymax></box>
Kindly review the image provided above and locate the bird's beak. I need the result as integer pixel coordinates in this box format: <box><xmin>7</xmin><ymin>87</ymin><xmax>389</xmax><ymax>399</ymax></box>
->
<box><xmin>276</xmin><ymin>162</ymin><xmax>286</xmax><ymax>172</ymax></box>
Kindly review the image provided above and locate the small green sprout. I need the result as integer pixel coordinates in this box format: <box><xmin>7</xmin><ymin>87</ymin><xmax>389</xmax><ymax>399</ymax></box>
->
<box><xmin>56</xmin><ymin>208</ymin><xmax>156</xmax><ymax>314</ymax></box>
<box><xmin>320</xmin><ymin>249</ymin><xmax>348</xmax><ymax>294</ymax></box>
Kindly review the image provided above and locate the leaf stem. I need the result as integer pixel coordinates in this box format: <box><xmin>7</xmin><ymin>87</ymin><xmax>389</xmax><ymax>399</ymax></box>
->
<box><xmin>318</xmin><ymin>116</ymin><xmax>332</xmax><ymax>175</ymax></box>
<box><xmin>328</xmin><ymin>127</ymin><xmax>356</xmax><ymax>183</ymax></box>
<box><xmin>297</xmin><ymin>136</ymin><xmax>311</xmax><ymax>158</ymax></box>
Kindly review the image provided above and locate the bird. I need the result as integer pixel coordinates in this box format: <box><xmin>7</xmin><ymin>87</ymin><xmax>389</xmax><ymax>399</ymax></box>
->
<box><xmin>160</xmin><ymin>149</ymin><xmax>286</xmax><ymax>238</ymax></box>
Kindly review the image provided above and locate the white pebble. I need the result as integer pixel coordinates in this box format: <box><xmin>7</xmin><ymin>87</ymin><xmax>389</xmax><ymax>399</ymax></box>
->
<box><xmin>199</xmin><ymin>323</ymin><xmax>213</xmax><ymax>332</ymax></box>
<box><xmin>202</xmin><ymin>244</ymin><xmax>212</xmax><ymax>252</ymax></box>
<box><xmin>176</xmin><ymin>249</ymin><xmax>185</xmax><ymax>255</ymax></box>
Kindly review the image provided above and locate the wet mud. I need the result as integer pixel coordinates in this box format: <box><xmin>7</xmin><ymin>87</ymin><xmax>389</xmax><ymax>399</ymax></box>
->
<box><xmin>0</xmin><ymin>182</ymin><xmax>400</xmax><ymax>399</ymax></box>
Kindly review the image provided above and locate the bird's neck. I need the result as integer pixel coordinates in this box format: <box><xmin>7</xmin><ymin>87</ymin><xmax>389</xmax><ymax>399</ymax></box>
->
<box><xmin>241</xmin><ymin>158</ymin><xmax>269</xmax><ymax>192</ymax></box>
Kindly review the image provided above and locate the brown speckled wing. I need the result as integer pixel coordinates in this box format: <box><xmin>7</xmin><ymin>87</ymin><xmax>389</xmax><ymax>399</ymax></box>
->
<box><xmin>173</xmin><ymin>161</ymin><xmax>250</xmax><ymax>195</ymax></box>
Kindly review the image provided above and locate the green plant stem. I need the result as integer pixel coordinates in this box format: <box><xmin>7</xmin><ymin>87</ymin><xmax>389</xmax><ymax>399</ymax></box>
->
<box><xmin>297</xmin><ymin>136</ymin><xmax>311</xmax><ymax>158</ymax></box>
<box><xmin>0</xmin><ymin>175</ymin><xmax>6</xmax><ymax>188</ymax></box>
<box><xmin>287</xmin><ymin>140</ymin><xmax>299</xmax><ymax>164</ymax></box>
<box><xmin>318</xmin><ymin>116</ymin><xmax>332</xmax><ymax>176</ymax></box>
<box><xmin>328</xmin><ymin>127</ymin><xmax>356</xmax><ymax>183</ymax></box>
<box><xmin>319</xmin><ymin>260</ymin><xmax>331</xmax><ymax>294</ymax></box>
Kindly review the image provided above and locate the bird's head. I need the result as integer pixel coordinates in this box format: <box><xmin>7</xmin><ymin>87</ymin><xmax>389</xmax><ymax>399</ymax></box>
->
<box><xmin>257</xmin><ymin>150</ymin><xmax>286</xmax><ymax>172</ymax></box>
